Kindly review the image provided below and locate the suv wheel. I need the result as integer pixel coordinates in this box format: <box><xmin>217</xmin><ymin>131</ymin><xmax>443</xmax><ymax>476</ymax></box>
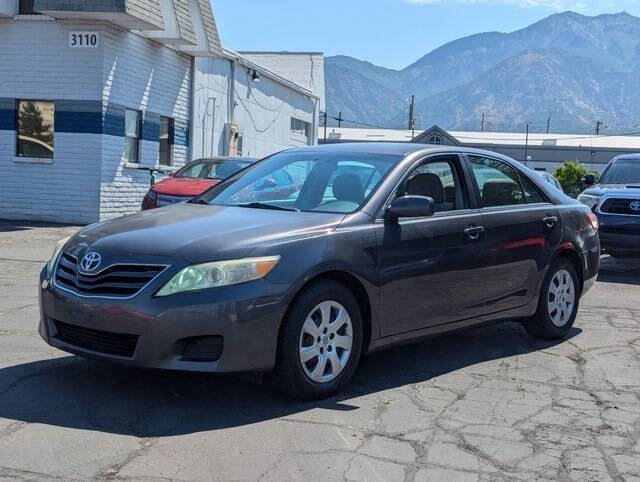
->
<box><xmin>274</xmin><ymin>280</ymin><xmax>363</xmax><ymax>400</ymax></box>
<box><xmin>525</xmin><ymin>258</ymin><xmax>580</xmax><ymax>340</ymax></box>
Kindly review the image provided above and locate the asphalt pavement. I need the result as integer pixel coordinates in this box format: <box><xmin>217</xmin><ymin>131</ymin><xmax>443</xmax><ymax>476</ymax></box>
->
<box><xmin>1</xmin><ymin>221</ymin><xmax>639</xmax><ymax>481</ymax></box>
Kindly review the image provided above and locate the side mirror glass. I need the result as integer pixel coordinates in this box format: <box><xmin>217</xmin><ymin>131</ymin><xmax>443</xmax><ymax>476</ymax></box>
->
<box><xmin>581</xmin><ymin>173</ymin><xmax>596</xmax><ymax>185</ymax></box>
<box><xmin>386</xmin><ymin>195</ymin><xmax>435</xmax><ymax>219</ymax></box>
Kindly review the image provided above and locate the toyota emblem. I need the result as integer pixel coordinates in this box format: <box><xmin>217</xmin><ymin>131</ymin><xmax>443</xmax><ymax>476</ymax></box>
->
<box><xmin>630</xmin><ymin>201</ymin><xmax>640</xmax><ymax>212</ymax></box>
<box><xmin>80</xmin><ymin>252</ymin><xmax>102</xmax><ymax>272</ymax></box>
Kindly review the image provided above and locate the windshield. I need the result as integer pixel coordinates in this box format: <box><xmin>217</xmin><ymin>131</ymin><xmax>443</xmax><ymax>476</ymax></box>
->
<box><xmin>176</xmin><ymin>160</ymin><xmax>250</xmax><ymax>180</ymax></box>
<box><xmin>600</xmin><ymin>159</ymin><xmax>640</xmax><ymax>184</ymax></box>
<box><xmin>194</xmin><ymin>151</ymin><xmax>400</xmax><ymax>213</ymax></box>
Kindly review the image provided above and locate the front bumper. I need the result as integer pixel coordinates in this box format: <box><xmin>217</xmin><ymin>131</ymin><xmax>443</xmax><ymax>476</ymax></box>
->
<box><xmin>596</xmin><ymin>212</ymin><xmax>640</xmax><ymax>254</ymax></box>
<box><xmin>38</xmin><ymin>266</ymin><xmax>290</xmax><ymax>373</ymax></box>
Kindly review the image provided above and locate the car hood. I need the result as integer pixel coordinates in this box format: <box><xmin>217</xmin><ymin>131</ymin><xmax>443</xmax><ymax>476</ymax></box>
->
<box><xmin>152</xmin><ymin>178</ymin><xmax>220</xmax><ymax>197</ymax></box>
<box><xmin>70</xmin><ymin>204</ymin><xmax>345</xmax><ymax>263</ymax></box>
<box><xmin>583</xmin><ymin>184</ymin><xmax>640</xmax><ymax>197</ymax></box>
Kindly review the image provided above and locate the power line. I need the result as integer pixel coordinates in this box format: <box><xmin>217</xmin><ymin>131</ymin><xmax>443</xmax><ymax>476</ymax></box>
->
<box><xmin>324</xmin><ymin>114</ymin><xmax>400</xmax><ymax>130</ymax></box>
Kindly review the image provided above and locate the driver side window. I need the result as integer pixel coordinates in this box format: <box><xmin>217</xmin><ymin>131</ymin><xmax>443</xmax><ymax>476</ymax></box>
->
<box><xmin>398</xmin><ymin>157</ymin><xmax>464</xmax><ymax>213</ymax></box>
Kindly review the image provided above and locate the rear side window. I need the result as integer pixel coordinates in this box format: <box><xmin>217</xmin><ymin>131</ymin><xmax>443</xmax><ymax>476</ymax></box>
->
<box><xmin>468</xmin><ymin>156</ymin><xmax>524</xmax><ymax>207</ymax></box>
<box><xmin>177</xmin><ymin>161</ymin><xmax>207</xmax><ymax>178</ymax></box>
<box><xmin>519</xmin><ymin>175</ymin><xmax>548</xmax><ymax>203</ymax></box>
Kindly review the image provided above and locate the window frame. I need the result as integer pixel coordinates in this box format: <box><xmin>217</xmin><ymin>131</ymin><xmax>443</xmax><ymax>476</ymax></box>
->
<box><xmin>376</xmin><ymin>153</ymin><xmax>474</xmax><ymax>220</ymax></box>
<box><xmin>464</xmin><ymin>153</ymin><xmax>550</xmax><ymax>210</ymax></box>
<box><xmin>290</xmin><ymin>117</ymin><xmax>311</xmax><ymax>139</ymax></box>
<box><xmin>124</xmin><ymin>108</ymin><xmax>141</xmax><ymax>164</ymax></box>
<box><xmin>15</xmin><ymin>99</ymin><xmax>55</xmax><ymax>159</ymax></box>
<box><xmin>158</xmin><ymin>116</ymin><xmax>174</xmax><ymax>166</ymax></box>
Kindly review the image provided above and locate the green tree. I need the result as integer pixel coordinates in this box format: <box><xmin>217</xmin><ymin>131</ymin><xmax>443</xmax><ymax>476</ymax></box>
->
<box><xmin>553</xmin><ymin>160</ymin><xmax>599</xmax><ymax>198</ymax></box>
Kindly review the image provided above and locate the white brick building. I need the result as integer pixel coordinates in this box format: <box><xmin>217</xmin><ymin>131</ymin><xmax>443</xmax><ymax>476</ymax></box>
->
<box><xmin>0</xmin><ymin>0</ymin><xmax>324</xmax><ymax>223</ymax></box>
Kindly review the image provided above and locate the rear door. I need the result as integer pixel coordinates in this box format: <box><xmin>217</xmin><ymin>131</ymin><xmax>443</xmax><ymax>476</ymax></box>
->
<box><xmin>465</xmin><ymin>154</ymin><xmax>561</xmax><ymax>314</ymax></box>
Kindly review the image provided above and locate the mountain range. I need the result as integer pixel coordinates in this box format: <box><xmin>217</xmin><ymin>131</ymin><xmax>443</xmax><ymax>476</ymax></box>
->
<box><xmin>324</xmin><ymin>11</ymin><xmax>640</xmax><ymax>133</ymax></box>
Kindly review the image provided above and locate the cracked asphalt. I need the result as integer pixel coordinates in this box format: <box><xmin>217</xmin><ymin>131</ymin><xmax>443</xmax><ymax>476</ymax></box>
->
<box><xmin>1</xmin><ymin>221</ymin><xmax>639</xmax><ymax>481</ymax></box>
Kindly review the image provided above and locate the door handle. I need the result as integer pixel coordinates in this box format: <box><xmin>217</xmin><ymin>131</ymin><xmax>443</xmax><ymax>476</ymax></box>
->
<box><xmin>464</xmin><ymin>226</ymin><xmax>485</xmax><ymax>240</ymax></box>
<box><xmin>542</xmin><ymin>216</ymin><xmax>558</xmax><ymax>228</ymax></box>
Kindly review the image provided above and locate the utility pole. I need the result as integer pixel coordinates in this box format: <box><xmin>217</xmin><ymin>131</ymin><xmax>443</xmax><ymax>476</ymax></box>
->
<box><xmin>595</xmin><ymin>120</ymin><xmax>603</xmax><ymax>135</ymax></box>
<box><xmin>481</xmin><ymin>112</ymin><xmax>485</xmax><ymax>132</ymax></box>
<box><xmin>408</xmin><ymin>94</ymin><xmax>415</xmax><ymax>140</ymax></box>
<box><xmin>337</xmin><ymin>112</ymin><xmax>343</xmax><ymax>128</ymax></box>
<box><xmin>524</xmin><ymin>122</ymin><xmax>530</xmax><ymax>166</ymax></box>
<box><xmin>546</xmin><ymin>114</ymin><xmax>551</xmax><ymax>134</ymax></box>
<box><xmin>322</xmin><ymin>111</ymin><xmax>327</xmax><ymax>143</ymax></box>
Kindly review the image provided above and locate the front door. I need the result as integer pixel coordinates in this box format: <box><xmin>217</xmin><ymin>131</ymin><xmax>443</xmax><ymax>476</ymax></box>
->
<box><xmin>466</xmin><ymin>154</ymin><xmax>561</xmax><ymax>314</ymax></box>
<box><xmin>379</xmin><ymin>155</ymin><xmax>487</xmax><ymax>336</ymax></box>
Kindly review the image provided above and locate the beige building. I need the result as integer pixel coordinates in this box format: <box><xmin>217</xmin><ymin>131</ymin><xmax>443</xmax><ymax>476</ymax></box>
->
<box><xmin>319</xmin><ymin>125</ymin><xmax>640</xmax><ymax>172</ymax></box>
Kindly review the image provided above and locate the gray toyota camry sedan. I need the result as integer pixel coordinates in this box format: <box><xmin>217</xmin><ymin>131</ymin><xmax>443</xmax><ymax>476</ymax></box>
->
<box><xmin>39</xmin><ymin>143</ymin><xmax>600</xmax><ymax>399</ymax></box>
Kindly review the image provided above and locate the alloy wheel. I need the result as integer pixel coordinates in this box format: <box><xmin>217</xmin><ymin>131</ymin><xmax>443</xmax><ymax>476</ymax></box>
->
<box><xmin>547</xmin><ymin>269</ymin><xmax>575</xmax><ymax>327</ymax></box>
<box><xmin>298</xmin><ymin>300</ymin><xmax>353</xmax><ymax>383</ymax></box>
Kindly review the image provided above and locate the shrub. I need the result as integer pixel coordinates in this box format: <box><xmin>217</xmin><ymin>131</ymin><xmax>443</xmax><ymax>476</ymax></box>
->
<box><xmin>553</xmin><ymin>160</ymin><xmax>600</xmax><ymax>198</ymax></box>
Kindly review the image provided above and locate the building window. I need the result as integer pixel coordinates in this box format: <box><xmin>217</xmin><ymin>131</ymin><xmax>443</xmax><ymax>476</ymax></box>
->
<box><xmin>124</xmin><ymin>109</ymin><xmax>140</xmax><ymax>163</ymax></box>
<box><xmin>16</xmin><ymin>100</ymin><xmax>54</xmax><ymax>158</ymax></box>
<box><xmin>19</xmin><ymin>0</ymin><xmax>38</xmax><ymax>14</ymax></box>
<box><xmin>159</xmin><ymin>116</ymin><xmax>173</xmax><ymax>166</ymax></box>
<box><xmin>427</xmin><ymin>134</ymin><xmax>443</xmax><ymax>145</ymax></box>
<box><xmin>290</xmin><ymin>118</ymin><xmax>310</xmax><ymax>138</ymax></box>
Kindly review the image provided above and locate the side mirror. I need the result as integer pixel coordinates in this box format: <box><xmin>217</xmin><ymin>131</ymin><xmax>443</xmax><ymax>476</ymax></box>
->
<box><xmin>386</xmin><ymin>195</ymin><xmax>435</xmax><ymax>219</ymax></box>
<box><xmin>581</xmin><ymin>173</ymin><xmax>596</xmax><ymax>185</ymax></box>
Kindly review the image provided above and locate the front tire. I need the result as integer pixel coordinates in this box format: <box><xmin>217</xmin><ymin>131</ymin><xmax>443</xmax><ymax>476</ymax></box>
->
<box><xmin>525</xmin><ymin>258</ymin><xmax>580</xmax><ymax>340</ymax></box>
<box><xmin>274</xmin><ymin>280</ymin><xmax>363</xmax><ymax>400</ymax></box>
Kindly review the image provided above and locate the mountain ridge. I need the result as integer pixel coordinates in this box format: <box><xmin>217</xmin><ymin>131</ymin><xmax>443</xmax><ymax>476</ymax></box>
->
<box><xmin>325</xmin><ymin>11</ymin><xmax>640</xmax><ymax>133</ymax></box>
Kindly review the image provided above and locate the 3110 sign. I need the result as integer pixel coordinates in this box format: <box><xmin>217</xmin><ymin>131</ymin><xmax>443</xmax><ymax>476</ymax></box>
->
<box><xmin>69</xmin><ymin>32</ymin><xmax>100</xmax><ymax>48</ymax></box>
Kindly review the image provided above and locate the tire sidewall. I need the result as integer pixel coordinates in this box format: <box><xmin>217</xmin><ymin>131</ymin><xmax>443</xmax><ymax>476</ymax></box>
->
<box><xmin>537</xmin><ymin>259</ymin><xmax>580</xmax><ymax>337</ymax></box>
<box><xmin>278</xmin><ymin>280</ymin><xmax>363</xmax><ymax>399</ymax></box>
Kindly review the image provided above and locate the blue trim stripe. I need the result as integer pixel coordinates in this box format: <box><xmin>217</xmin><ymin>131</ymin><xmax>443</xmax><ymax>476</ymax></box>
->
<box><xmin>0</xmin><ymin>98</ymin><xmax>15</xmax><ymax>131</ymax></box>
<box><xmin>0</xmin><ymin>98</ymin><xmax>188</xmax><ymax>146</ymax></box>
<box><xmin>56</xmin><ymin>100</ymin><xmax>102</xmax><ymax>134</ymax></box>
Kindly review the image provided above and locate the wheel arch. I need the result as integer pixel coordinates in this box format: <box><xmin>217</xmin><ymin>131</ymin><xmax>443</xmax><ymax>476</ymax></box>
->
<box><xmin>277</xmin><ymin>270</ymin><xmax>373</xmax><ymax>358</ymax></box>
<box><xmin>553</xmin><ymin>244</ymin><xmax>584</xmax><ymax>294</ymax></box>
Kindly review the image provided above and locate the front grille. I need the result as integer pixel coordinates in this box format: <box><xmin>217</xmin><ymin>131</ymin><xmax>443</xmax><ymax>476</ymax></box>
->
<box><xmin>157</xmin><ymin>194</ymin><xmax>191</xmax><ymax>207</ymax></box>
<box><xmin>54</xmin><ymin>252</ymin><xmax>166</xmax><ymax>298</ymax></box>
<box><xmin>600</xmin><ymin>198</ymin><xmax>640</xmax><ymax>215</ymax></box>
<box><xmin>599</xmin><ymin>225</ymin><xmax>640</xmax><ymax>235</ymax></box>
<box><xmin>53</xmin><ymin>319</ymin><xmax>138</xmax><ymax>358</ymax></box>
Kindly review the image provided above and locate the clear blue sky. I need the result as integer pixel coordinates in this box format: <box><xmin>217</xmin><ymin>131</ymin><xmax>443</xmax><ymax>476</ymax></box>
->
<box><xmin>213</xmin><ymin>0</ymin><xmax>640</xmax><ymax>69</ymax></box>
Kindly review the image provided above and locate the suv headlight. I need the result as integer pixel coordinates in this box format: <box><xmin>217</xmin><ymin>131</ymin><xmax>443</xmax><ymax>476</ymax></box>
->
<box><xmin>156</xmin><ymin>256</ymin><xmax>280</xmax><ymax>297</ymax></box>
<box><xmin>577</xmin><ymin>194</ymin><xmax>600</xmax><ymax>210</ymax></box>
<box><xmin>47</xmin><ymin>236</ymin><xmax>70</xmax><ymax>276</ymax></box>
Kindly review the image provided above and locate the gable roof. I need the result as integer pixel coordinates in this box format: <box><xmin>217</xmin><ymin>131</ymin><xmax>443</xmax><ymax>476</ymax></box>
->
<box><xmin>413</xmin><ymin>125</ymin><xmax>461</xmax><ymax>145</ymax></box>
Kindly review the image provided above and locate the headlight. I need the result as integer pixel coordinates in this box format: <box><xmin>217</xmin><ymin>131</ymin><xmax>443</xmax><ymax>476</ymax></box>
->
<box><xmin>47</xmin><ymin>236</ymin><xmax>70</xmax><ymax>276</ymax></box>
<box><xmin>577</xmin><ymin>194</ymin><xmax>600</xmax><ymax>209</ymax></box>
<box><xmin>156</xmin><ymin>256</ymin><xmax>280</xmax><ymax>297</ymax></box>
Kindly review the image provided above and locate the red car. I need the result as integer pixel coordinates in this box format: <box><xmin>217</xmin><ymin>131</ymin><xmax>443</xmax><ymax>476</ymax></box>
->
<box><xmin>141</xmin><ymin>157</ymin><xmax>256</xmax><ymax>210</ymax></box>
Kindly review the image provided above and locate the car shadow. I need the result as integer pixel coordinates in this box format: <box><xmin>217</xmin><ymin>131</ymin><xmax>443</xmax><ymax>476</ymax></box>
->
<box><xmin>0</xmin><ymin>322</ymin><xmax>580</xmax><ymax>438</ymax></box>
<box><xmin>0</xmin><ymin>220</ymin><xmax>80</xmax><ymax>233</ymax></box>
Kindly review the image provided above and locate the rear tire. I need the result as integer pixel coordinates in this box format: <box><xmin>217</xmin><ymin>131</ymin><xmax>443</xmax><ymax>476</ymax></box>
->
<box><xmin>274</xmin><ymin>280</ymin><xmax>363</xmax><ymax>400</ymax></box>
<box><xmin>525</xmin><ymin>258</ymin><xmax>580</xmax><ymax>340</ymax></box>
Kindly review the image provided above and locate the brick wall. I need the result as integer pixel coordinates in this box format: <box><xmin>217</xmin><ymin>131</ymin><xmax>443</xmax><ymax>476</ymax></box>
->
<box><xmin>0</xmin><ymin>19</ymin><xmax>191</xmax><ymax>223</ymax></box>
<box><xmin>98</xmin><ymin>23</ymin><xmax>191</xmax><ymax>220</ymax></box>
<box><xmin>0</xmin><ymin>18</ymin><xmax>103</xmax><ymax>223</ymax></box>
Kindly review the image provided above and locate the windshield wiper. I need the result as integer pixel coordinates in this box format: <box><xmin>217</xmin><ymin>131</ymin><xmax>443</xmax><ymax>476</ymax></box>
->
<box><xmin>235</xmin><ymin>202</ymin><xmax>299</xmax><ymax>212</ymax></box>
<box><xmin>188</xmin><ymin>198</ymin><xmax>210</xmax><ymax>205</ymax></box>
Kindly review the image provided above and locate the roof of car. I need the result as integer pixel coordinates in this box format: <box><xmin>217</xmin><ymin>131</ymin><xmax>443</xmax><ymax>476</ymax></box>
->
<box><xmin>613</xmin><ymin>153</ymin><xmax>640</xmax><ymax>161</ymax></box>
<box><xmin>192</xmin><ymin>156</ymin><xmax>257</xmax><ymax>163</ymax></box>
<box><xmin>297</xmin><ymin>142</ymin><xmax>508</xmax><ymax>158</ymax></box>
